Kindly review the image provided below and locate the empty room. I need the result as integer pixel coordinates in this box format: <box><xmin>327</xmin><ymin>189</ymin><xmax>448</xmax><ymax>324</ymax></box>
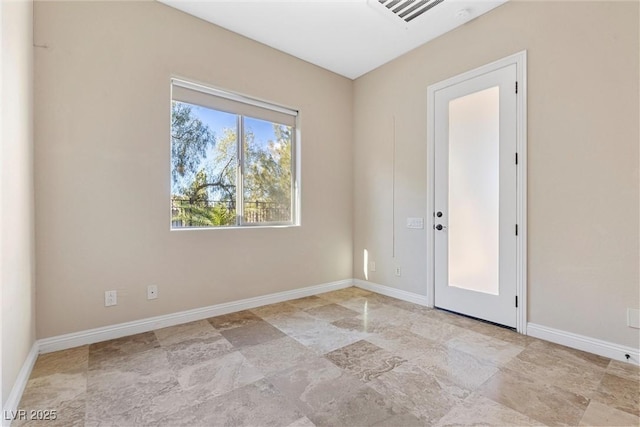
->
<box><xmin>1</xmin><ymin>0</ymin><xmax>639</xmax><ymax>425</ymax></box>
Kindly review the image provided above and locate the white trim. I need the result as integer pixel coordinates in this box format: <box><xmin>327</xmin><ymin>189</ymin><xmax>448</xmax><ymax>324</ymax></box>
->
<box><xmin>354</xmin><ymin>279</ymin><xmax>429</xmax><ymax>307</ymax></box>
<box><xmin>426</xmin><ymin>81</ymin><xmax>436</xmax><ymax>308</ymax></box>
<box><xmin>426</xmin><ymin>50</ymin><xmax>528</xmax><ymax>333</ymax></box>
<box><xmin>38</xmin><ymin>279</ymin><xmax>352</xmax><ymax>354</ymax></box>
<box><xmin>515</xmin><ymin>52</ymin><xmax>528</xmax><ymax>334</ymax></box>
<box><xmin>527</xmin><ymin>323</ymin><xmax>640</xmax><ymax>366</ymax></box>
<box><xmin>171</xmin><ymin>77</ymin><xmax>298</xmax><ymax>117</ymax></box>
<box><xmin>1</xmin><ymin>343</ymin><xmax>38</xmax><ymax>427</ymax></box>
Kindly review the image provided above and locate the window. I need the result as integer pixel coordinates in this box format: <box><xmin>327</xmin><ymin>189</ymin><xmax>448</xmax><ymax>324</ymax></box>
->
<box><xmin>170</xmin><ymin>79</ymin><xmax>299</xmax><ymax>229</ymax></box>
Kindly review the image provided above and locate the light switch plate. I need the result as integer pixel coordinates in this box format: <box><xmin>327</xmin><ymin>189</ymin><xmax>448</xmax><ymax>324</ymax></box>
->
<box><xmin>406</xmin><ymin>217</ymin><xmax>424</xmax><ymax>229</ymax></box>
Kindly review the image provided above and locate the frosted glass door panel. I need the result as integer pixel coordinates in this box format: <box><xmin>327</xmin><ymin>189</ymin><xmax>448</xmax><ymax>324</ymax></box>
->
<box><xmin>448</xmin><ymin>86</ymin><xmax>500</xmax><ymax>295</ymax></box>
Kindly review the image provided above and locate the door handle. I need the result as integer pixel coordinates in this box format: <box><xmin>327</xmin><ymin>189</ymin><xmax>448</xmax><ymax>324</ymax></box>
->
<box><xmin>435</xmin><ymin>224</ymin><xmax>447</xmax><ymax>231</ymax></box>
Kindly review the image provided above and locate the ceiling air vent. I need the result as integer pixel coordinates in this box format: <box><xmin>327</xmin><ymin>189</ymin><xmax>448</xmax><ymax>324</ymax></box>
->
<box><xmin>373</xmin><ymin>0</ymin><xmax>446</xmax><ymax>24</ymax></box>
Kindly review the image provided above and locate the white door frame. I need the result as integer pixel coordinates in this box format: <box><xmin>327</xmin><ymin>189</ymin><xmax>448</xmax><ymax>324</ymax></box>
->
<box><xmin>426</xmin><ymin>51</ymin><xmax>528</xmax><ymax>334</ymax></box>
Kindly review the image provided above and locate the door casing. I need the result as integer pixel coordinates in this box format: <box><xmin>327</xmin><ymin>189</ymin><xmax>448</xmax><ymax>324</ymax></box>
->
<box><xmin>426</xmin><ymin>51</ymin><xmax>528</xmax><ymax>334</ymax></box>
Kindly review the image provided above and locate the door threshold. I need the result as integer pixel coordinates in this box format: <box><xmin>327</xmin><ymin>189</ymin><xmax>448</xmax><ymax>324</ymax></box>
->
<box><xmin>435</xmin><ymin>307</ymin><xmax>516</xmax><ymax>331</ymax></box>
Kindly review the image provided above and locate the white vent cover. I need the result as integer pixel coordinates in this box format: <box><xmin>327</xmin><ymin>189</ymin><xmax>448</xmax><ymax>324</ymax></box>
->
<box><xmin>369</xmin><ymin>0</ymin><xmax>446</xmax><ymax>27</ymax></box>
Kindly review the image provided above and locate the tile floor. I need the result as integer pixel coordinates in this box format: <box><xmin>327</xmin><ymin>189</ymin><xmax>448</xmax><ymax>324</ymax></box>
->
<box><xmin>13</xmin><ymin>287</ymin><xmax>640</xmax><ymax>426</ymax></box>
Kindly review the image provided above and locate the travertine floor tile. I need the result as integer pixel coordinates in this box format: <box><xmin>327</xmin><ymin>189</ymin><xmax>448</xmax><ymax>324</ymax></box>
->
<box><xmin>445</xmin><ymin>330</ymin><xmax>525</xmax><ymax>366</ymax></box>
<box><xmin>88</xmin><ymin>332</ymin><xmax>160</xmax><ymax>365</ymax></box>
<box><xmin>410</xmin><ymin>317</ymin><xmax>469</xmax><ymax>343</ymax></box>
<box><xmin>479</xmin><ymin>367</ymin><xmax>590</xmax><ymax>425</ymax></box>
<box><xmin>13</xmin><ymin>287</ymin><xmax>639</xmax><ymax>427</ymax></box>
<box><xmin>366</xmin><ymin>326</ymin><xmax>438</xmax><ymax>360</ymax></box>
<box><xmin>239</xmin><ymin>336</ymin><xmax>318</xmax><ymax>376</ymax></box>
<box><xmin>330</xmin><ymin>316</ymin><xmax>388</xmax><ymax>334</ymax></box>
<box><xmin>368</xmin><ymin>362</ymin><xmax>471</xmax><ymax>424</ymax></box>
<box><xmin>286</xmin><ymin>295</ymin><xmax>329</xmax><ymax>310</ymax></box>
<box><xmin>29</xmin><ymin>345</ymin><xmax>89</xmax><ymax>379</ymax></box>
<box><xmin>504</xmin><ymin>353</ymin><xmax>605</xmax><ymax>397</ymax></box>
<box><xmin>268</xmin><ymin>311</ymin><xmax>369</xmax><ymax>354</ymax></box>
<box><xmin>286</xmin><ymin>416</ymin><xmax>317</xmax><ymax>427</ymax></box>
<box><xmin>154</xmin><ymin>319</ymin><xmax>219</xmax><ymax>347</ymax></box>
<box><xmin>172</xmin><ymin>350</ymin><xmax>263</xmax><ymax>400</ymax></box>
<box><xmin>251</xmin><ymin>301</ymin><xmax>300</xmax><ymax>320</ymax></box>
<box><xmin>303</xmin><ymin>303</ymin><xmax>359</xmax><ymax>322</ymax></box>
<box><xmin>86</xmin><ymin>348</ymin><xmax>181</xmax><ymax>426</ymax></box>
<box><xmin>219</xmin><ymin>320</ymin><xmax>286</xmax><ymax>348</ymax></box>
<box><xmin>411</xmin><ymin>343</ymin><xmax>499</xmax><ymax>391</ymax></box>
<box><xmin>316</xmin><ymin>287</ymin><xmax>372</xmax><ymax>302</ymax></box>
<box><xmin>591</xmin><ymin>372</ymin><xmax>640</xmax><ymax>416</ymax></box>
<box><xmin>607</xmin><ymin>359</ymin><xmax>640</xmax><ymax>382</ymax></box>
<box><xmin>15</xmin><ymin>372</ymin><xmax>87</xmax><ymax>427</ymax></box>
<box><xmin>159</xmin><ymin>379</ymin><xmax>304</xmax><ymax>427</ymax></box>
<box><xmin>372</xmin><ymin>412</ymin><xmax>424</xmax><ymax>427</ymax></box>
<box><xmin>464</xmin><ymin>320</ymin><xmax>534</xmax><ymax>347</ymax></box>
<box><xmin>307</xmin><ymin>385</ymin><xmax>404</xmax><ymax>427</ymax></box>
<box><xmin>435</xmin><ymin>393</ymin><xmax>541</xmax><ymax>426</ymax></box>
<box><xmin>354</xmin><ymin>304</ymin><xmax>418</xmax><ymax>329</ymax></box>
<box><xmin>519</xmin><ymin>339</ymin><xmax>610</xmax><ymax>371</ymax></box>
<box><xmin>207</xmin><ymin>310</ymin><xmax>263</xmax><ymax>331</ymax></box>
<box><xmin>163</xmin><ymin>333</ymin><xmax>234</xmax><ymax>371</ymax></box>
<box><xmin>267</xmin><ymin>356</ymin><xmax>368</xmax><ymax>415</ymax></box>
<box><xmin>333</xmin><ymin>295</ymin><xmax>390</xmax><ymax>314</ymax></box>
<box><xmin>579</xmin><ymin>400</ymin><xmax>640</xmax><ymax>426</ymax></box>
<box><xmin>325</xmin><ymin>340</ymin><xmax>406</xmax><ymax>382</ymax></box>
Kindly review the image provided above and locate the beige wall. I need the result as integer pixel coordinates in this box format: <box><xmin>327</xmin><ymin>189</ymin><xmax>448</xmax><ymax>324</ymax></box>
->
<box><xmin>1</xmin><ymin>0</ymin><xmax>36</xmax><ymax>406</ymax></box>
<box><xmin>31</xmin><ymin>0</ymin><xmax>640</xmax><ymax>351</ymax></box>
<box><xmin>353</xmin><ymin>0</ymin><xmax>639</xmax><ymax>348</ymax></box>
<box><xmin>34</xmin><ymin>1</ymin><xmax>353</xmax><ymax>338</ymax></box>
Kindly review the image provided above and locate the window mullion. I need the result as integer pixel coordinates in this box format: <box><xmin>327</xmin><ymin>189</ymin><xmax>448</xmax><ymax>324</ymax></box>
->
<box><xmin>236</xmin><ymin>115</ymin><xmax>245</xmax><ymax>226</ymax></box>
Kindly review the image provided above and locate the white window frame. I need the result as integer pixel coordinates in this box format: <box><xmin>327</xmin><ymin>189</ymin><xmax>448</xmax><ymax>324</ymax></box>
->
<box><xmin>170</xmin><ymin>78</ymin><xmax>301</xmax><ymax>229</ymax></box>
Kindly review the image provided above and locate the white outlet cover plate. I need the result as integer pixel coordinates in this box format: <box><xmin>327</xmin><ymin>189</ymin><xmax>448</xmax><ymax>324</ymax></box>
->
<box><xmin>628</xmin><ymin>308</ymin><xmax>640</xmax><ymax>329</ymax></box>
<box><xmin>105</xmin><ymin>290</ymin><xmax>117</xmax><ymax>307</ymax></box>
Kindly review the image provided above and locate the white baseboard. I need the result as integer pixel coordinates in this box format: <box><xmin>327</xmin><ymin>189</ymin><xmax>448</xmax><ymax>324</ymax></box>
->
<box><xmin>527</xmin><ymin>323</ymin><xmax>640</xmax><ymax>365</ymax></box>
<box><xmin>353</xmin><ymin>279</ymin><xmax>430</xmax><ymax>307</ymax></box>
<box><xmin>38</xmin><ymin>279</ymin><xmax>353</xmax><ymax>354</ymax></box>
<box><xmin>2</xmin><ymin>342</ymin><xmax>39</xmax><ymax>427</ymax></box>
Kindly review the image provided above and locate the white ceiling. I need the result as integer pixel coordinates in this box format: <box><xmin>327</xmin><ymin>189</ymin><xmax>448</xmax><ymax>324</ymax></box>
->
<box><xmin>159</xmin><ymin>0</ymin><xmax>508</xmax><ymax>79</ymax></box>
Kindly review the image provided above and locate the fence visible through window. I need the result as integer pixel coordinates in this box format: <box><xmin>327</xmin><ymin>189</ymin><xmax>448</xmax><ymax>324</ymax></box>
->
<box><xmin>171</xmin><ymin>198</ymin><xmax>291</xmax><ymax>227</ymax></box>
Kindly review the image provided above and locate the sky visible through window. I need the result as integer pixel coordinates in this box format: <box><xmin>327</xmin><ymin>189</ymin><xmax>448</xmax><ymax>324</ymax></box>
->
<box><xmin>171</xmin><ymin>103</ymin><xmax>278</xmax><ymax>195</ymax></box>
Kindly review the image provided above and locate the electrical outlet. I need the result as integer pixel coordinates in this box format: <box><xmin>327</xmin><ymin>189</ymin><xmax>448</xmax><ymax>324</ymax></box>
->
<box><xmin>147</xmin><ymin>285</ymin><xmax>158</xmax><ymax>300</ymax></box>
<box><xmin>105</xmin><ymin>290</ymin><xmax>117</xmax><ymax>307</ymax></box>
<box><xmin>394</xmin><ymin>267</ymin><xmax>401</xmax><ymax>277</ymax></box>
<box><xmin>369</xmin><ymin>261</ymin><xmax>376</xmax><ymax>272</ymax></box>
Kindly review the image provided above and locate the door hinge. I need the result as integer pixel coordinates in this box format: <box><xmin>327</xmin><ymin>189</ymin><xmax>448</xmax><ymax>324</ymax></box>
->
<box><xmin>515</xmin><ymin>152</ymin><xmax>518</xmax><ymax>165</ymax></box>
<box><xmin>515</xmin><ymin>81</ymin><xmax>518</xmax><ymax>94</ymax></box>
<box><xmin>515</xmin><ymin>296</ymin><xmax>518</xmax><ymax>308</ymax></box>
<box><xmin>515</xmin><ymin>224</ymin><xmax>519</xmax><ymax>236</ymax></box>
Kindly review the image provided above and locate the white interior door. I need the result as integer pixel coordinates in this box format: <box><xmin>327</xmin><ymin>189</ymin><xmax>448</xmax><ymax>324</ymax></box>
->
<box><xmin>433</xmin><ymin>63</ymin><xmax>518</xmax><ymax>328</ymax></box>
